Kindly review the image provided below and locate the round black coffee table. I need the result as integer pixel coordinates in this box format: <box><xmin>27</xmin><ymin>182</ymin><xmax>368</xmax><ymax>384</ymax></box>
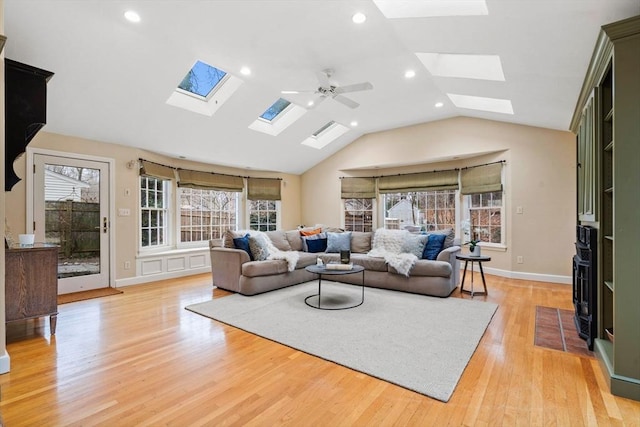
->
<box><xmin>304</xmin><ymin>264</ymin><xmax>365</xmax><ymax>310</ymax></box>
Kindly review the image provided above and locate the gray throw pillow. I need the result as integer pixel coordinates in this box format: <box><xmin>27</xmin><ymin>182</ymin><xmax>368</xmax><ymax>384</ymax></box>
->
<box><xmin>248</xmin><ymin>234</ymin><xmax>270</xmax><ymax>261</ymax></box>
<box><xmin>325</xmin><ymin>231</ymin><xmax>352</xmax><ymax>253</ymax></box>
<box><xmin>401</xmin><ymin>233</ymin><xmax>428</xmax><ymax>257</ymax></box>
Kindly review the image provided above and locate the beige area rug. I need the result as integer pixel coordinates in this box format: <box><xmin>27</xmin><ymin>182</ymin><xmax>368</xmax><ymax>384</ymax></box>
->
<box><xmin>58</xmin><ymin>287</ymin><xmax>123</xmax><ymax>304</ymax></box>
<box><xmin>187</xmin><ymin>281</ymin><xmax>498</xmax><ymax>402</ymax></box>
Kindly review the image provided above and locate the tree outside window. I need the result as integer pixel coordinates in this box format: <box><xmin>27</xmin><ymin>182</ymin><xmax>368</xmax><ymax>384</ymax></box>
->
<box><xmin>466</xmin><ymin>191</ymin><xmax>502</xmax><ymax>244</ymax></box>
<box><xmin>383</xmin><ymin>190</ymin><xmax>455</xmax><ymax>231</ymax></box>
<box><xmin>179</xmin><ymin>187</ymin><xmax>238</xmax><ymax>242</ymax></box>
<box><xmin>249</xmin><ymin>200</ymin><xmax>278</xmax><ymax>231</ymax></box>
<box><xmin>140</xmin><ymin>176</ymin><xmax>168</xmax><ymax>247</ymax></box>
<box><xmin>344</xmin><ymin>198</ymin><xmax>373</xmax><ymax>232</ymax></box>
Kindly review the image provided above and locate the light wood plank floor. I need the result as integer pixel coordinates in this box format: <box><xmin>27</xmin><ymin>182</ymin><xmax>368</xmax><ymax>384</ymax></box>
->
<box><xmin>1</xmin><ymin>273</ymin><xmax>639</xmax><ymax>426</ymax></box>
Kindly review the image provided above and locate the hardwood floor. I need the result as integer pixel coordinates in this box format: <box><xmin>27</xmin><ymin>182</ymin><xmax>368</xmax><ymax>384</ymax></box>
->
<box><xmin>1</xmin><ymin>273</ymin><xmax>639</xmax><ymax>426</ymax></box>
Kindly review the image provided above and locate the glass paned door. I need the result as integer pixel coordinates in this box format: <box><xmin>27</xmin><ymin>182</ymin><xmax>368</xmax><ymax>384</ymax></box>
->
<box><xmin>33</xmin><ymin>154</ymin><xmax>110</xmax><ymax>294</ymax></box>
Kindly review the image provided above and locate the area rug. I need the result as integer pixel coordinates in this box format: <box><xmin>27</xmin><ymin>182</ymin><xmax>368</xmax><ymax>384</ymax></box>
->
<box><xmin>58</xmin><ymin>287</ymin><xmax>123</xmax><ymax>304</ymax></box>
<box><xmin>534</xmin><ymin>306</ymin><xmax>593</xmax><ymax>357</ymax></box>
<box><xmin>186</xmin><ymin>281</ymin><xmax>498</xmax><ymax>402</ymax></box>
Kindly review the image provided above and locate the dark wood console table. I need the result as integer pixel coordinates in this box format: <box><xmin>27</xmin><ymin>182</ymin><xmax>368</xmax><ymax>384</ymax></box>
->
<box><xmin>5</xmin><ymin>245</ymin><xmax>59</xmax><ymax>334</ymax></box>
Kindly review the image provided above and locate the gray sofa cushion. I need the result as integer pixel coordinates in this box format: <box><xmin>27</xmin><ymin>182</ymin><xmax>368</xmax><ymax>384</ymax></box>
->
<box><xmin>320</xmin><ymin>253</ymin><xmax>388</xmax><ymax>272</ymax></box>
<box><xmin>242</xmin><ymin>260</ymin><xmax>288</xmax><ymax>277</ymax></box>
<box><xmin>295</xmin><ymin>252</ymin><xmax>318</xmax><ymax>269</ymax></box>
<box><xmin>402</xmin><ymin>259</ymin><xmax>452</xmax><ymax>277</ymax></box>
<box><xmin>285</xmin><ymin>230</ymin><xmax>304</xmax><ymax>251</ymax></box>
<box><xmin>350</xmin><ymin>231</ymin><xmax>372</xmax><ymax>253</ymax></box>
<box><xmin>265</xmin><ymin>230</ymin><xmax>292</xmax><ymax>251</ymax></box>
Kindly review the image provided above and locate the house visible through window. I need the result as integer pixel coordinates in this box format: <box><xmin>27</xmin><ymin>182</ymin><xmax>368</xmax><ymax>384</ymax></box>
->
<box><xmin>465</xmin><ymin>191</ymin><xmax>502</xmax><ymax>244</ymax></box>
<box><xmin>179</xmin><ymin>187</ymin><xmax>238</xmax><ymax>242</ymax></box>
<box><xmin>178</xmin><ymin>60</ymin><xmax>227</xmax><ymax>99</ymax></box>
<box><xmin>249</xmin><ymin>200</ymin><xmax>279</xmax><ymax>231</ymax></box>
<box><xmin>383</xmin><ymin>190</ymin><xmax>456</xmax><ymax>231</ymax></box>
<box><xmin>140</xmin><ymin>176</ymin><xmax>168</xmax><ymax>247</ymax></box>
<box><xmin>259</xmin><ymin>98</ymin><xmax>291</xmax><ymax>122</ymax></box>
<box><xmin>344</xmin><ymin>198</ymin><xmax>373</xmax><ymax>232</ymax></box>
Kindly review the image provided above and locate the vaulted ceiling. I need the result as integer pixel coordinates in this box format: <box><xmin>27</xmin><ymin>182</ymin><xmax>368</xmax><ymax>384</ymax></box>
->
<box><xmin>5</xmin><ymin>1</ymin><xmax>639</xmax><ymax>174</ymax></box>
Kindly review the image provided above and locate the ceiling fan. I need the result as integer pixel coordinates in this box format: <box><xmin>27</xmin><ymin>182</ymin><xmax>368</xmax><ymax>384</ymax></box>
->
<box><xmin>282</xmin><ymin>68</ymin><xmax>373</xmax><ymax>109</ymax></box>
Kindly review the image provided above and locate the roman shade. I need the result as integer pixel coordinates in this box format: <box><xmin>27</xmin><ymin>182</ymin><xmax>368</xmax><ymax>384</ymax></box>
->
<box><xmin>139</xmin><ymin>160</ymin><xmax>175</xmax><ymax>180</ymax></box>
<box><xmin>460</xmin><ymin>163</ymin><xmax>503</xmax><ymax>195</ymax></box>
<box><xmin>341</xmin><ymin>177</ymin><xmax>376</xmax><ymax>199</ymax></box>
<box><xmin>177</xmin><ymin>169</ymin><xmax>244</xmax><ymax>192</ymax></box>
<box><xmin>377</xmin><ymin>170</ymin><xmax>458</xmax><ymax>193</ymax></box>
<box><xmin>247</xmin><ymin>178</ymin><xmax>281</xmax><ymax>200</ymax></box>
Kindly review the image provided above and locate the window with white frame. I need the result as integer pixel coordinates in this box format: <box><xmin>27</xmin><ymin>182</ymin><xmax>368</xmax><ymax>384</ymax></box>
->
<box><xmin>248</xmin><ymin>200</ymin><xmax>279</xmax><ymax>231</ymax></box>
<box><xmin>140</xmin><ymin>176</ymin><xmax>169</xmax><ymax>248</ymax></box>
<box><xmin>383</xmin><ymin>190</ymin><xmax>456</xmax><ymax>231</ymax></box>
<box><xmin>343</xmin><ymin>198</ymin><xmax>374</xmax><ymax>232</ymax></box>
<box><xmin>179</xmin><ymin>187</ymin><xmax>238</xmax><ymax>242</ymax></box>
<box><xmin>464</xmin><ymin>191</ymin><xmax>503</xmax><ymax>244</ymax></box>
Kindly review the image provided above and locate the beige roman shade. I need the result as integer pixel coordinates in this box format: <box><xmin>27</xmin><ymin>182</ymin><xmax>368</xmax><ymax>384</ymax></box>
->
<box><xmin>377</xmin><ymin>170</ymin><xmax>458</xmax><ymax>193</ymax></box>
<box><xmin>460</xmin><ymin>163</ymin><xmax>503</xmax><ymax>195</ymax></box>
<box><xmin>139</xmin><ymin>160</ymin><xmax>176</xmax><ymax>180</ymax></box>
<box><xmin>341</xmin><ymin>177</ymin><xmax>376</xmax><ymax>199</ymax></box>
<box><xmin>247</xmin><ymin>178</ymin><xmax>281</xmax><ymax>200</ymax></box>
<box><xmin>177</xmin><ymin>169</ymin><xmax>244</xmax><ymax>192</ymax></box>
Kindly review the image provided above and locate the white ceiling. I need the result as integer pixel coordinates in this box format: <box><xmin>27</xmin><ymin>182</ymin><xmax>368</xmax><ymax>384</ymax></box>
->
<box><xmin>5</xmin><ymin>1</ymin><xmax>639</xmax><ymax>174</ymax></box>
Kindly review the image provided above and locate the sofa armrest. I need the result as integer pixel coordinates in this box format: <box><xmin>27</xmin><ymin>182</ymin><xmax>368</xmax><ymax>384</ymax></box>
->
<box><xmin>437</xmin><ymin>245</ymin><xmax>461</xmax><ymax>286</ymax></box>
<box><xmin>211</xmin><ymin>247</ymin><xmax>251</xmax><ymax>293</ymax></box>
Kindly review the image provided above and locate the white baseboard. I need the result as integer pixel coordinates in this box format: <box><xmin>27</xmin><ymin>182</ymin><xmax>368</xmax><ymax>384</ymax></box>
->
<box><xmin>0</xmin><ymin>350</ymin><xmax>11</xmax><ymax>374</ymax></box>
<box><xmin>468</xmin><ymin>265</ymin><xmax>571</xmax><ymax>285</ymax></box>
<box><xmin>115</xmin><ymin>267</ymin><xmax>211</xmax><ymax>288</ymax></box>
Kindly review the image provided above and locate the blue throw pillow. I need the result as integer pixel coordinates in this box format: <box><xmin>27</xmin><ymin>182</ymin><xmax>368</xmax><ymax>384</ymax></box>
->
<box><xmin>325</xmin><ymin>232</ymin><xmax>352</xmax><ymax>253</ymax></box>
<box><xmin>306</xmin><ymin>237</ymin><xmax>328</xmax><ymax>253</ymax></box>
<box><xmin>422</xmin><ymin>233</ymin><xmax>446</xmax><ymax>260</ymax></box>
<box><xmin>302</xmin><ymin>232</ymin><xmax>327</xmax><ymax>252</ymax></box>
<box><xmin>233</xmin><ymin>233</ymin><xmax>254</xmax><ymax>261</ymax></box>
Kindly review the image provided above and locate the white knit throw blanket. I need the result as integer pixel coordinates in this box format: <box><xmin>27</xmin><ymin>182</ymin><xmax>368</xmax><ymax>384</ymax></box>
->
<box><xmin>245</xmin><ymin>230</ymin><xmax>299</xmax><ymax>272</ymax></box>
<box><xmin>367</xmin><ymin>228</ymin><xmax>417</xmax><ymax>276</ymax></box>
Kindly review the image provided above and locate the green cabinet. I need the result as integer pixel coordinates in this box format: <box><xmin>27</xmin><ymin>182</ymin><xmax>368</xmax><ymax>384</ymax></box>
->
<box><xmin>571</xmin><ymin>15</ymin><xmax>640</xmax><ymax>401</ymax></box>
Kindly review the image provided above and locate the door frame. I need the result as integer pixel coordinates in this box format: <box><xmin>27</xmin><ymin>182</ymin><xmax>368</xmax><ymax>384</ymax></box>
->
<box><xmin>26</xmin><ymin>147</ymin><xmax>116</xmax><ymax>288</ymax></box>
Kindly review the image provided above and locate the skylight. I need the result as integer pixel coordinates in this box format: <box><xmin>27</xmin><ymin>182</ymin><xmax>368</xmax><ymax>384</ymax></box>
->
<box><xmin>260</xmin><ymin>98</ymin><xmax>292</xmax><ymax>122</ymax></box>
<box><xmin>415</xmin><ymin>53</ymin><xmax>505</xmax><ymax>81</ymax></box>
<box><xmin>312</xmin><ymin>121</ymin><xmax>336</xmax><ymax>137</ymax></box>
<box><xmin>178</xmin><ymin>60</ymin><xmax>227</xmax><ymax>98</ymax></box>
<box><xmin>447</xmin><ymin>93</ymin><xmax>514</xmax><ymax>114</ymax></box>
<box><xmin>166</xmin><ymin>60</ymin><xmax>243</xmax><ymax>117</ymax></box>
<box><xmin>373</xmin><ymin>0</ymin><xmax>488</xmax><ymax>18</ymax></box>
<box><xmin>301</xmin><ymin>121</ymin><xmax>350</xmax><ymax>150</ymax></box>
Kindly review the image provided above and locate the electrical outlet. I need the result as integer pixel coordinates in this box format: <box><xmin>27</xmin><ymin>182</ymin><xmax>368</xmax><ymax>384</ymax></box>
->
<box><xmin>118</xmin><ymin>208</ymin><xmax>131</xmax><ymax>216</ymax></box>
<box><xmin>517</xmin><ymin>256</ymin><xmax>524</xmax><ymax>264</ymax></box>
<box><xmin>124</xmin><ymin>261</ymin><xmax>131</xmax><ymax>270</ymax></box>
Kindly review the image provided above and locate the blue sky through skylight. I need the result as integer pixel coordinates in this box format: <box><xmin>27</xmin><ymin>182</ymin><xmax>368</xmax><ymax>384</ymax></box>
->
<box><xmin>178</xmin><ymin>61</ymin><xmax>227</xmax><ymax>98</ymax></box>
<box><xmin>260</xmin><ymin>98</ymin><xmax>292</xmax><ymax>121</ymax></box>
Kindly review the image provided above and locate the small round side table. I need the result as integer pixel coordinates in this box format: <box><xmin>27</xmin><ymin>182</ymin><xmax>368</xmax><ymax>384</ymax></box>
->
<box><xmin>456</xmin><ymin>254</ymin><xmax>491</xmax><ymax>297</ymax></box>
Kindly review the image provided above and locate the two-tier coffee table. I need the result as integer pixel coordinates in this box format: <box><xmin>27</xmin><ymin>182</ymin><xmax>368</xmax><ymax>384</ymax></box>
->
<box><xmin>304</xmin><ymin>264</ymin><xmax>365</xmax><ymax>310</ymax></box>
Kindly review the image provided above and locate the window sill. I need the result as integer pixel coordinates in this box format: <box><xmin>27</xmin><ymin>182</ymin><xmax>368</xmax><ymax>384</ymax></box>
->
<box><xmin>137</xmin><ymin>246</ymin><xmax>209</xmax><ymax>259</ymax></box>
<box><xmin>478</xmin><ymin>243</ymin><xmax>507</xmax><ymax>252</ymax></box>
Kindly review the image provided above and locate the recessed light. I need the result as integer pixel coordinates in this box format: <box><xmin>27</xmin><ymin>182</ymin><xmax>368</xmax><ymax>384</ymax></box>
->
<box><xmin>404</xmin><ymin>70</ymin><xmax>416</xmax><ymax>79</ymax></box>
<box><xmin>435</xmin><ymin>102</ymin><xmax>444</xmax><ymax>108</ymax></box>
<box><xmin>350</xmin><ymin>121</ymin><xmax>358</xmax><ymax>127</ymax></box>
<box><xmin>352</xmin><ymin>12</ymin><xmax>367</xmax><ymax>24</ymax></box>
<box><xmin>307</xmin><ymin>100</ymin><xmax>314</xmax><ymax>107</ymax></box>
<box><xmin>124</xmin><ymin>10</ymin><xmax>141</xmax><ymax>23</ymax></box>
<box><xmin>240</xmin><ymin>66</ymin><xmax>251</xmax><ymax>76</ymax></box>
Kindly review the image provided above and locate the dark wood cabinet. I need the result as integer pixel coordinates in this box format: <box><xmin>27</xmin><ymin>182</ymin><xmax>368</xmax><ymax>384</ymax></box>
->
<box><xmin>5</xmin><ymin>245</ymin><xmax>59</xmax><ymax>334</ymax></box>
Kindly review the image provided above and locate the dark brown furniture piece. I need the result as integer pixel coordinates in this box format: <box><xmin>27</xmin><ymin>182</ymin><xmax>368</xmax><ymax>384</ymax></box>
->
<box><xmin>456</xmin><ymin>253</ymin><xmax>491</xmax><ymax>298</ymax></box>
<box><xmin>5</xmin><ymin>245</ymin><xmax>59</xmax><ymax>334</ymax></box>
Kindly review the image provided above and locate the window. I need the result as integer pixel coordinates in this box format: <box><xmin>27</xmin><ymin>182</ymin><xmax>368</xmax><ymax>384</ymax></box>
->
<box><xmin>383</xmin><ymin>190</ymin><xmax>456</xmax><ymax>231</ymax></box>
<box><xmin>177</xmin><ymin>60</ymin><xmax>227</xmax><ymax>99</ymax></box>
<box><xmin>465</xmin><ymin>191</ymin><xmax>503</xmax><ymax>244</ymax></box>
<box><xmin>179</xmin><ymin>187</ymin><xmax>238</xmax><ymax>242</ymax></box>
<box><xmin>259</xmin><ymin>98</ymin><xmax>291</xmax><ymax>122</ymax></box>
<box><xmin>344</xmin><ymin>198</ymin><xmax>373</xmax><ymax>232</ymax></box>
<box><xmin>249</xmin><ymin>200</ymin><xmax>279</xmax><ymax>231</ymax></box>
<box><xmin>140</xmin><ymin>177</ymin><xmax>169</xmax><ymax>247</ymax></box>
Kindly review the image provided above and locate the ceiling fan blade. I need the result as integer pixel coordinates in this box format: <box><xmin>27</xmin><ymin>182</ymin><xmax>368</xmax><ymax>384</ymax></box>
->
<box><xmin>333</xmin><ymin>94</ymin><xmax>360</xmax><ymax>109</ymax></box>
<box><xmin>333</xmin><ymin>82</ymin><xmax>373</xmax><ymax>94</ymax></box>
<box><xmin>316</xmin><ymin>70</ymin><xmax>331</xmax><ymax>87</ymax></box>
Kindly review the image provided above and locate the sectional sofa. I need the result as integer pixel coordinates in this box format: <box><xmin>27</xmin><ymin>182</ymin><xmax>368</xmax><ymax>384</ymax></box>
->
<box><xmin>210</xmin><ymin>227</ymin><xmax>461</xmax><ymax>298</ymax></box>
